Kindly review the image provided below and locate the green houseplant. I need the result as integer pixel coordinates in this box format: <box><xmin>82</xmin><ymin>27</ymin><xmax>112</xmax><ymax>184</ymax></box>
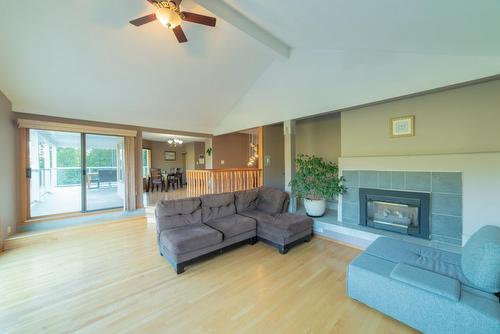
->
<box><xmin>289</xmin><ymin>154</ymin><xmax>345</xmax><ymax>217</ymax></box>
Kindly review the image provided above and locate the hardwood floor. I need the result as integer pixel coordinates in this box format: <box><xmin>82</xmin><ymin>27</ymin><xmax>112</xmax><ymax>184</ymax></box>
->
<box><xmin>0</xmin><ymin>218</ymin><xmax>417</xmax><ymax>333</ymax></box>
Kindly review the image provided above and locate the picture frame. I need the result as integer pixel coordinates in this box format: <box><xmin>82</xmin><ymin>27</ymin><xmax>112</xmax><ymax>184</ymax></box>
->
<box><xmin>390</xmin><ymin>115</ymin><xmax>415</xmax><ymax>138</ymax></box>
<box><xmin>164</xmin><ymin>151</ymin><xmax>176</xmax><ymax>161</ymax></box>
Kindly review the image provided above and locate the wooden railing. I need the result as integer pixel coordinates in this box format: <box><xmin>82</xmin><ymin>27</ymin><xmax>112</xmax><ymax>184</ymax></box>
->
<box><xmin>186</xmin><ymin>168</ymin><xmax>262</xmax><ymax>196</ymax></box>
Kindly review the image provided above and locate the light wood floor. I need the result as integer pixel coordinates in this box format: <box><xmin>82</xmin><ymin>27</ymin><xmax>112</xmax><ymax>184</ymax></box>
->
<box><xmin>0</xmin><ymin>218</ymin><xmax>417</xmax><ymax>333</ymax></box>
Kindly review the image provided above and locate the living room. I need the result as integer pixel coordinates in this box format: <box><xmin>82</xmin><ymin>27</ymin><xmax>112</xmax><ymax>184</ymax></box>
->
<box><xmin>1</xmin><ymin>1</ymin><xmax>499</xmax><ymax>333</ymax></box>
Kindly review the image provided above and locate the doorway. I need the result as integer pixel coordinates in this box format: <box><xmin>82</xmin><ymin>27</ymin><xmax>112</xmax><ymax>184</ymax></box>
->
<box><xmin>28</xmin><ymin>129</ymin><xmax>125</xmax><ymax>218</ymax></box>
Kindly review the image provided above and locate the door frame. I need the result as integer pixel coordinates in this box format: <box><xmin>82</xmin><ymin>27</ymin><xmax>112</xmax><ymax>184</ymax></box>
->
<box><xmin>22</xmin><ymin>129</ymin><xmax>125</xmax><ymax>221</ymax></box>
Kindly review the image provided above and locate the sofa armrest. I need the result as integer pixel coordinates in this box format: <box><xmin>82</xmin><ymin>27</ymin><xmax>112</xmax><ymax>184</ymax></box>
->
<box><xmin>390</xmin><ymin>263</ymin><xmax>461</xmax><ymax>302</ymax></box>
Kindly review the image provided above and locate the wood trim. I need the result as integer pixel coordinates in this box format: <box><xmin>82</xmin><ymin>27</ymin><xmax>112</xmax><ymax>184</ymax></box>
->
<box><xmin>17</xmin><ymin>119</ymin><xmax>137</xmax><ymax>137</ymax></box>
<box><xmin>124</xmin><ymin>137</ymin><xmax>136</xmax><ymax>211</ymax></box>
<box><xmin>135</xmin><ymin>131</ymin><xmax>144</xmax><ymax>209</ymax></box>
<box><xmin>19</xmin><ymin>128</ymin><xmax>28</xmax><ymax>223</ymax></box>
<box><xmin>13</xmin><ymin>112</ymin><xmax>212</xmax><ymax>138</ymax></box>
<box><xmin>186</xmin><ymin>168</ymin><xmax>263</xmax><ymax>195</ymax></box>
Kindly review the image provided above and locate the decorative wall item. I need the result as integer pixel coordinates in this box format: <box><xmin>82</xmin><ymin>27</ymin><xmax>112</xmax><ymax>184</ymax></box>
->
<box><xmin>164</xmin><ymin>151</ymin><xmax>176</xmax><ymax>161</ymax></box>
<box><xmin>390</xmin><ymin>115</ymin><xmax>415</xmax><ymax>137</ymax></box>
<box><xmin>247</xmin><ymin>128</ymin><xmax>259</xmax><ymax>167</ymax></box>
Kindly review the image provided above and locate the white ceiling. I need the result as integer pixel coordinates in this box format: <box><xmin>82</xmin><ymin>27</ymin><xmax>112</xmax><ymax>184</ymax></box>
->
<box><xmin>142</xmin><ymin>131</ymin><xmax>207</xmax><ymax>143</ymax></box>
<box><xmin>1</xmin><ymin>0</ymin><xmax>500</xmax><ymax>135</ymax></box>
<box><xmin>0</xmin><ymin>0</ymin><xmax>273</xmax><ymax>133</ymax></box>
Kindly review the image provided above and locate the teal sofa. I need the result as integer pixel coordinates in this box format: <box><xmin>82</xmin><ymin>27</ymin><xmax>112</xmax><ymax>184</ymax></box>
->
<box><xmin>347</xmin><ymin>225</ymin><xmax>500</xmax><ymax>334</ymax></box>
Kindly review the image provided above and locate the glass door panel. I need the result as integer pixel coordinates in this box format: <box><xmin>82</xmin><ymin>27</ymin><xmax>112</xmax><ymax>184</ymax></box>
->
<box><xmin>29</xmin><ymin>129</ymin><xmax>82</xmax><ymax>217</ymax></box>
<box><xmin>85</xmin><ymin>134</ymin><xmax>125</xmax><ymax>211</ymax></box>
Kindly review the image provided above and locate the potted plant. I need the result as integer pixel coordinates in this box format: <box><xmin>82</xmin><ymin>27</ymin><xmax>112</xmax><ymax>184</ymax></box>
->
<box><xmin>289</xmin><ymin>154</ymin><xmax>345</xmax><ymax>217</ymax></box>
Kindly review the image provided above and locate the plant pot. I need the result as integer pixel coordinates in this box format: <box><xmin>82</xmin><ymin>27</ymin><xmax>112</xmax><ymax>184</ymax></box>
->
<box><xmin>304</xmin><ymin>198</ymin><xmax>327</xmax><ymax>217</ymax></box>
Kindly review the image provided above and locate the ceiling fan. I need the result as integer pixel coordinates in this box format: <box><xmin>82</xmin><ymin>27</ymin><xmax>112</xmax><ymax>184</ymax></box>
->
<box><xmin>129</xmin><ymin>0</ymin><xmax>216</xmax><ymax>43</ymax></box>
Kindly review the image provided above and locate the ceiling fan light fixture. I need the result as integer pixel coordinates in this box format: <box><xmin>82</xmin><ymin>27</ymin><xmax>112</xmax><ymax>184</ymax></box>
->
<box><xmin>156</xmin><ymin>7</ymin><xmax>182</xmax><ymax>29</ymax></box>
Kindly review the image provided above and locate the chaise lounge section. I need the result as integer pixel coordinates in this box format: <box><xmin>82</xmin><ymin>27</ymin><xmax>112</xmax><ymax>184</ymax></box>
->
<box><xmin>156</xmin><ymin>187</ymin><xmax>313</xmax><ymax>273</ymax></box>
<box><xmin>347</xmin><ymin>225</ymin><xmax>500</xmax><ymax>334</ymax></box>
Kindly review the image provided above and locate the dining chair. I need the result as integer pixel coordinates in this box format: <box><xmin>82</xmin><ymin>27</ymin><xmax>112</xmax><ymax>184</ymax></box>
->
<box><xmin>150</xmin><ymin>168</ymin><xmax>164</xmax><ymax>192</ymax></box>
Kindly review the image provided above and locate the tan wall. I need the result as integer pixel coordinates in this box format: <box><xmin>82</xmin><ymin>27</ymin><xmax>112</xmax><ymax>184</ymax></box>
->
<box><xmin>0</xmin><ymin>91</ymin><xmax>18</xmax><ymax>249</ymax></box>
<box><xmin>338</xmin><ymin>78</ymin><xmax>500</xmax><ymax>243</ymax></box>
<box><xmin>150</xmin><ymin>141</ymin><xmax>185</xmax><ymax>171</ymax></box>
<box><xmin>263</xmin><ymin>124</ymin><xmax>285</xmax><ymax>189</ymax></box>
<box><xmin>296</xmin><ymin>113</ymin><xmax>341</xmax><ymax>163</ymax></box>
<box><xmin>184</xmin><ymin>142</ymin><xmax>205</xmax><ymax>171</ymax></box>
<box><xmin>212</xmin><ymin>133</ymin><xmax>250</xmax><ymax>169</ymax></box>
<box><xmin>184</xmin><ymin>143</ymin><xmax>195</xmax><ymax>171</ymax></box>
<box><xmin>194</xmin><ymin>142</ymin><xmax>206</xmax><ymax>170</ymax></box>
<box><xmin>341</xmin><ymin>79</ymin><xmax>500</xmax><ymax>157</ymax></box>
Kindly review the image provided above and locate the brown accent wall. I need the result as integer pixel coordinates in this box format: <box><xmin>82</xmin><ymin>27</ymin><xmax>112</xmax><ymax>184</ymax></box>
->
<box><xmin>263</xmin><ymin>124</ymin><xmax>285</xmax><ymax>190</ymax></box>
<box><xmin>0</xmin><ymin>91</ymin><xmax>19</xmax><ymax>249</ymax></box>
<box><xmin>212</xmin><ymin>133</ymin><xmax>251</xmax><ymax>169</ymax></box>
<box><xmin>296</xmin><ymin>113</ymin><xmax>341</xmax><ymax>163</ymax></box>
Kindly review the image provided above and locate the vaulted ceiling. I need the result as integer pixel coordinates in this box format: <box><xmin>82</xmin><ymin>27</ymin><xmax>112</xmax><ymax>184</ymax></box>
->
<box><xmin>1</xmin><ymin>0</ymin><xmax>499</xmax><ymax>135</ymax></box>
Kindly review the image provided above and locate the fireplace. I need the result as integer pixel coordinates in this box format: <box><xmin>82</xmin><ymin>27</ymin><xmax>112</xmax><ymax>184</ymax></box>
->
<box><xmin>359</xmin><ymin>188</ymin><xmax>430</xmax><ymax>239</ymax></box>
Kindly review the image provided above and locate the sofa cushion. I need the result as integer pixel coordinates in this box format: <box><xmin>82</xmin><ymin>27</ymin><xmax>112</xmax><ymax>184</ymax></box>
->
<box><xmin>257</xmin><ymin>187</ymin><xmax>288</xmax><ymax>214</ymax></box>
<box><xmin>155</xmin><ymin>198</ymin><xmax>202</xmax><ymax>232</ymax></box>
<box><xmin>235</xmin><ymin>188</ymin><xmax>259</xmax><ymax>213</ymax></box>
<box><xmin>160</xmin><ymin>225</ymin><xmax>223</xmax><ymax>254</ymax></box>
<box><xmin>200</xmin><ymin>193</ymin><xmax>236</xmax><ymax>222</ymax></box>
<box><xmin>390</xmin><ymin>263</ymin><xmax>461</xmax><ymax>301</ymax></box>
<box><xmin>204</xmin><ymin>214</ymin><xmax>256</xmax><ymax>239</ymax></box>
<box><xmin>241</xmin><ymin>210</ymin><xmax>312</xmax><ymax>240</ymax></box>
<box><xmin>365</xmin><ymin>237</ymin><xmax>473</xmax><ymax>287</ymax></box>
<box><xmin>461</xmin><ymin>225</ymin><xmax>500</xmax><ymax>293</ymax></box>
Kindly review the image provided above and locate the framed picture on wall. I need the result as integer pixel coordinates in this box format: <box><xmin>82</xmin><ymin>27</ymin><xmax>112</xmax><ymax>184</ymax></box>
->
<box><xmin>390</xmin><ymin>115</ymin><xmax>415</xmax><ymax>138</ymax></box>
<box><xmin>164</xmin><ymin>151</ymin><xmax>176</xmax><ymax>161</ymax></box>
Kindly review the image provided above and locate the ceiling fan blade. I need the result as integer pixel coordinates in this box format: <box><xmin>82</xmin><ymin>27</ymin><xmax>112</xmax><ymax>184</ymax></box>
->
<box><xmin>130</xmin><ymin>13</ymin><xmax>157</xmax><ymax>26</ymax></box>
<box><xmin>173</xmin><ymin>25</ymin><xmax>188</xmax><ymax>43</ymax></box>
<box><xmin>181</xmin><ymin>12</ymin><xmax>216</xmax><ymax>27</ymax></box>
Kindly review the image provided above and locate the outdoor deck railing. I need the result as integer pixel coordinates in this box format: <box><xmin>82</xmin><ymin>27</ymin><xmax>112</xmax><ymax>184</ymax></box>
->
<box><xmin>186</xmin><ymin>168</ymin><xmax>262</xmax><ymax>196</ymax></box>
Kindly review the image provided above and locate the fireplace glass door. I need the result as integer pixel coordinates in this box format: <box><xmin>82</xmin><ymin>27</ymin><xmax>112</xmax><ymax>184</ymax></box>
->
<box><xmin>367</xmin><ymin>200</ymin><xmax>419</xmax><ymax>234</ymax></box>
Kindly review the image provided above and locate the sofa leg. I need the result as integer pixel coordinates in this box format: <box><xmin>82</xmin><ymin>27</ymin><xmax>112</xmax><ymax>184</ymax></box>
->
<box><xmin>279</xmin><ymin>245</ymin><xmax>288</xmax><ymax>255</ymax></box>
<box><xmin>175</xmin><ymin>263</ymin><xmax>185</xmax><ymax>275</ymax></box>
<box><xmin>304</xmin><ymin>234</ymin><xmax>312</xmax><ymax>242</ymax></box>
<box><xmin>249</xmin><ymin>237</ymin><xmax>257</xmax><ymax>245</ymax></box>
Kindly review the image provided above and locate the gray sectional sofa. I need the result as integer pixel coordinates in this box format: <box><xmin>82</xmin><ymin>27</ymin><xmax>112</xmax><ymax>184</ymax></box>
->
<box><xmin>156</xmin><ymin>187</ymin><xmax>313</xmax><ymax>274</ymax></box>
<box><xmin>347</xmin><ymin>225</ymin><xmax>500</xmax><ymax>333</ymax></box>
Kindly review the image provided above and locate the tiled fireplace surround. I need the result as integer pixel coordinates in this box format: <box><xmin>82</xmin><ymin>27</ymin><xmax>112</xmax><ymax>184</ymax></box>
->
<box><xmin>341</xmin><ymin>170</ymin><xmax>463</xmax><ymax>246</ymax></box>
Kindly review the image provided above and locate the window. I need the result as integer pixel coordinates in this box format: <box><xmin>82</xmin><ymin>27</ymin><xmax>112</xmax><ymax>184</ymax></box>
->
<box><xmin>142</xmin><ymin>148</ymin><xmax>151</xmax><ymax>177</ymax></box>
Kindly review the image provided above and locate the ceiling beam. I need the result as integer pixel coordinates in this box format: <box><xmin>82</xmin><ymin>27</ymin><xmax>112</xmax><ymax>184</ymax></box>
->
<box><xmin>194</xmin><ymin>0</ymin><xmax>291</xmax><ymax>59</ymax></box>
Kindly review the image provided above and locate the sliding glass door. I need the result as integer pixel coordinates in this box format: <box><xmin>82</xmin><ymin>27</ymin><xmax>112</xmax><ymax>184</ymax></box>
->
<box><xmin>85</xmin><ymin>134</ymin><xmax>124</xmax><ymax>211</ymax></box>
<box><xmin>29</xmin><ymin>129</ymin><xmax>82</xmax><ymax>217</ymax></box>
<box><xmin>28</xmin><ymin>130</ymin><xmax>125</xmax><ymax>218</ymax></box>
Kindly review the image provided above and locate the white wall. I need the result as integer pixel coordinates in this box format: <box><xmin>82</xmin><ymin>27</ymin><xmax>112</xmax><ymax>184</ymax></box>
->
<box><xmin>215</xmin><ymin>49</ymin><xmax>500</xmax><ymax>134</ymax></box>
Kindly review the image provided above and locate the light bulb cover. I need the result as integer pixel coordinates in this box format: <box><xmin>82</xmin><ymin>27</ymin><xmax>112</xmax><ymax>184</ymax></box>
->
<box><xmin>156</xmin><ymin>8</ymin><xmax>182</xmax><ymax>29</ymax></box>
